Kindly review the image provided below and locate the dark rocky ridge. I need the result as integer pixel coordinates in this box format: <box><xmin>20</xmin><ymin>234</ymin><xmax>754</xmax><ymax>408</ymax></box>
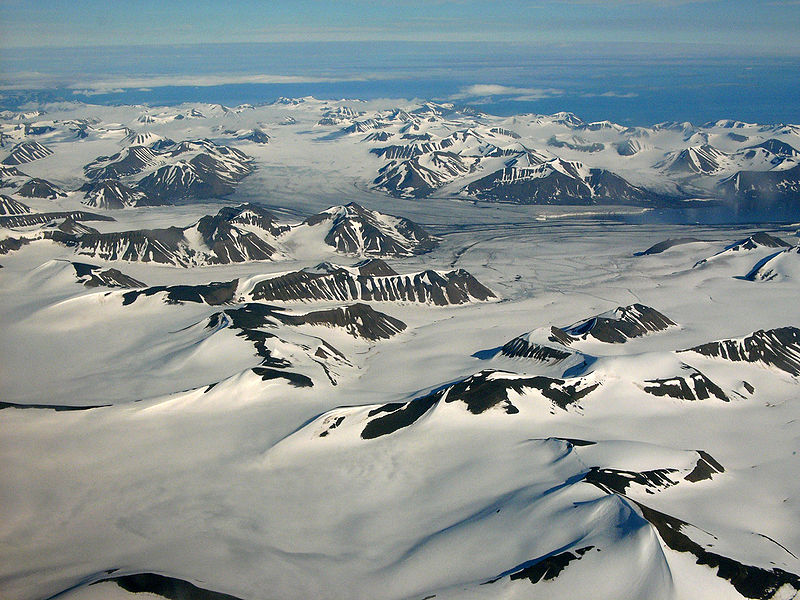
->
<box><xmin>0</xmin><ymin>236</ymin><xmax>31</xmax><ymax>255</ymax></box>
<box><xmin>223</xmin><ymin>302</ymin><xmax>406</xmax><ymax>341</ymax></box>
<box><xmin>218</xmin><ymin>203</ymin><xmax>290</xmax><ymax>237</ymax></box>
<box><xmin>485</xmin><ymin>546</ymin><xmax>597</xmax><ymax>586</ymax></box>
<box><xmin>735</xmin><ymin>232</ymin><xmax>793</xmax><ymax>249</ymax></box>
<box><xmin>642</xmin><ymin>366</ymin><xmax>729</xmax><ymax>401</ymax></box>
<box><xmin>0</xmin><ymin>194</ymin><xmax>32</xmax><ymax>215</ymax></box>
<box><xmin>661</xmin><ymin>144</ymin><xmax>727</xmax><ymax>175</ymax></box>
<box><xmin>250</xmin><ymin>264</ymin><xmax>495</xmax><ymax>306</ymax></box>
<box><xmin>586</xmin><ymin>450</ymin><xmax>723</xmax><ymax>495</ymax></box>
<box><xmin>501</xmin><ymin>304</ymin><xmax>675</xmax><ymax>362</ymax></box>
<box><xmin>561</xmin><ymin>303</ymin><xmax>676</xmax><ymax>344</ymax></box>
<box><xmin>360</xmin><ymin>370</ymin><xmax>599</xmax><ymax>440</ymax></box>
<box><xmin>354</xmin><ymin>258</ymin><xmax>398</xmax><ymax>276</ymax></box>
<box><xmin>89</xmin><ymin>572</ymin><xmax>244</xmax><ymax>600</ymax></box>
<box><xmin>192</xmin><ymin>204</ymin><xmax>282</xmax><ymax>263</ymax></box>
<box><xmin>0</xmin><ymin>211</ymin><xmax>113</xmax><ymax>229</ymax></box>
<box><xmin>0</xmin><ymin>164</ymin><xmax>27</xmax><ymax>187</ymax></box>
<box><xmin>1</xmin><ymin>141</ymin><xmax>53</xmax><ymax>165</ymax></box>
<box><xmin>17</xmin><ymin>178</ymin><xmax>66</xmax><ymax>199</ymax></box>
<box><xmin>0</xmin><ymin>400</ymin><xmax>109</xmax><ymax>411</ymax></box>
<box><xmin>84</xmin><ymin>146</ymin><xmax>161</xmax><ymax>180</ymax></box>
<box><xmin>585</xmin><ymin>467</ymin><xmax>680</xmax><ymax>495</ymax></box>
<box><xmin>500</xmin><ymin>328</ymin><xmax>575</xmax><ymax>362</ymax></box>
<box><xmin>633</xmin><ymin>501</ymin><xmax>800</xmax><ymax>599</ymax></box>
<box><xmin>634</xmin><ymin>238</ymin><xmax>705</xmax><ymax>256</ymax></box>
<box><xmin>685</xmin><ymin>450</ymin><xmax>726</xmax><ymax>482</ymax></box>
<box><xmin>45</xmin><ymin>218</ymin><xmax>101</xmax><ymax>237</ymax></box>
<box><xmin>72</xmin><ymin>262</ymin><xmax>145</xmax><ymax>288</ymax></box>
<box><xmin>122</xmin><ymin>280</ymin><xmax>240</xmax><ymax>306</ymax></box>
<box><xmin>278</xmin><ymin>303</ymin><xmax>406</xmax><ymax>340</ymax></box>
<box><xmin>137</xmin><ymin>153</ymin><xmax>249</xmax><ymax>202</ymax></box>
<box><xmin>362</xmin><ymin>131</ymin><xmax>393</xmax><ymax>142</ymax></box>
<box><xmin>63</xmin><ymin>227</ymin><xmax>194</xmax><ymax>266</ymax></box>
<box><xmin>747</xmin><ymin>138</ymin><xmax>800</xmax><ymax>157</ymax></box>
<box><xmin>238</xmin><ymin>128</ymin><xmax>270</xmax><ymax>144</ymax></box>
<box><xmin>682</xmin><ymin>327</ymin><xmax>800</xmax><ymax>376</ymax></box>
<box><xmin>548</xmin><ymin>135</ymin><xmax>604</xmax><ymax>152</ymax></box>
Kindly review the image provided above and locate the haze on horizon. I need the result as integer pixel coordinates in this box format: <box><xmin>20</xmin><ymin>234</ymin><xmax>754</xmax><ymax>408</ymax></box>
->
<box><xmin>1</xmin><ymin>0</ymin><xmax>799</xmax><ymax>54</ymax></box>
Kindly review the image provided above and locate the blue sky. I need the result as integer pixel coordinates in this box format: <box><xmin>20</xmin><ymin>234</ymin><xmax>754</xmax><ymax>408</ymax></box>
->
<box><xmin>1</xmin><ymin>0</ymin><xmax>799</xmax><ymax>53</ymax></box>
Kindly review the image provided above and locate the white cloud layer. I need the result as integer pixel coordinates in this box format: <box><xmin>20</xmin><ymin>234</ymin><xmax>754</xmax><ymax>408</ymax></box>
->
<box><xmin>450</xmin><ymin>84</ymin><xmax>564</xmax><ymax>100</ymax></box>
<box><xmin>0</xmin><ymin>72</ymin><xmax>384</xmax><ymax>92</ymax></box>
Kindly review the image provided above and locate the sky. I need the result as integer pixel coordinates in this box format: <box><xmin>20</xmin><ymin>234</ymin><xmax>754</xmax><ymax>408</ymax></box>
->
<box><xmin>0</xmin><ymin>0</ymin><xmax>799</xmax><ymax>53</ymax></box>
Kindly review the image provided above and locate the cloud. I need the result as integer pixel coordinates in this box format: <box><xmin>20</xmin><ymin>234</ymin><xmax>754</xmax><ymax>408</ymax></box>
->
<box><xmin>582</xmin><ymin>91</ymin><xmax>639</xmax><ymax>98</ymax></box>
<box><xmin>68</xmin><ymin>73</ymin><xmax>380</xmax><ymax>92</ymax></box>
<box><xmin>72</xmin><ymin>88</ymin><xmax>125</xmax><ymax>96</ymax></box>
<box><xmin>451</xmin><ymin>84</ymin><xmax>564</xmax><ymax>100</ymax></box>
<box><xmin>0</xmin><ymin>72</ymin><xmax>389</xmax><ymax>92</ymax></box>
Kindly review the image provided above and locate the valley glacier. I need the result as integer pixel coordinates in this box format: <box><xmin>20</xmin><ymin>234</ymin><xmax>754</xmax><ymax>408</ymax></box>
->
<box><xmin>1</xmin><ymin>98</ymin><xmax>800</xmax><ymax>600</ymax></box>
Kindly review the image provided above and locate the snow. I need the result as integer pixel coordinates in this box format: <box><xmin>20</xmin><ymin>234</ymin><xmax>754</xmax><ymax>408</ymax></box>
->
<box><xmin>1</xmin><ymin>99</ymin><xmax>800</xmax><ymax>600</ymax></box>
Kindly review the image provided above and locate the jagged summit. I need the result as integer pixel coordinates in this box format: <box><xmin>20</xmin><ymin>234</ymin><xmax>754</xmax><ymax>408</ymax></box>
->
<box><xmin>249</xmin><ymin>263</ymin><xmax>495</xmax><ymax>306</ymax></box>
<box><xmin>83</xmin><ymin>139</ymin><xmax>252</xmax><ymax>203</ymax></box>
<box><xmin>302</xmin><ymin>202</ymin><xmax>439</xmax><ymax>256</ymax></box>
<box><xmin>499</xmin><ymin>304</ymin><xmax>676</xmax><ymax>367</ymax></box>
<box><xmin>466</xmin><ymin>158</ymin><xmax>657</xmax><ymax>205</ymax></box>
<box><xmin>373</xmin><ymin>151</ymin><xmax>473</xmax><ymax>197</ymax></box>
<box><xmin>659</xmin><ymin>144</ymin><xmax>728</xmax><ymax>175</ymax></box>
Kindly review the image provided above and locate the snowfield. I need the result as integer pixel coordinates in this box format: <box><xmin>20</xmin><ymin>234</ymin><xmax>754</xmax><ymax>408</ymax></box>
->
<box><xmin>1</xmin><ymin>99</ymin><xmax>800</xmax><ymax>600</ymax></box>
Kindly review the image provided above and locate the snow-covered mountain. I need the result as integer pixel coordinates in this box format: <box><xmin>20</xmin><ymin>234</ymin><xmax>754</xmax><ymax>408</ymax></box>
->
<box><xmin>373</xmin><ymin>151</ymin><xmax>474</xmax><ymax>197</ymax></box>
<box><xmin>693</xmin><ymin>232</ymin><xmax>791</xmax><ymax>267</ymax></box>
<box><xmin>681</xmin><ymin>326</ymin><xmax>800</xmax><ymax>375</ymax></box>
<box><xmin>301</xmin><ymin>202</ymin><xmax>439</xmax><ymax>256</ymax></box>
<box><xmin>502</xmin><ymin>304</ymin><xmax>676</xmax><ymax>364</ymax></box>
<box><xmin>249</xmin><ymin>261</ymin><xmax>495</xmax><ymax>305</ymax></box>
<box><xmin>721</xmin><ymin>164</ymin><xmax>800</xmax><ymax>207</ymax></box>
<box><xmin>35</xmin><ymin>202</ymin><xmax>440</xmax><ymax>266</ymax></box>
<box><xmin>83</xmin><ymin>139</ymin><xmax>253</xmax><ymax>203</ymax></box>
<box><xmin>16</xmin><ymin>177</ymin><xmax>66</xmax><ymax>199</ymax></box>
<box><xmin>0</xmin><ymin>194</ymin><xmax>31</xmax><ymax>216</ymax></box>
<box><xmin>466</xmin><ymin>157</ymin><xmax>657</xmax><ymax>205</ymax></box>
<box><xmin>1</xmin><ymin>141</ymin><xmax>53</xmax><ymax>165</ymax></box>
<box><xmin>80</xmin><ymin>180</ymin><xmax>161</xmax><ymax>209</ymax></box>
<box><xmin>659</xmin><ymin>144</ymin><xmax>730</xmax><ymax>175</ymax></box>
<box><xmin>743</xmin><ymin>245</ymin><xmax>800</xmax><ymax>281</ymax></box>
<box><xmin>52</xmin><ymin>204</ymin><xmax>282</xmax><ymax>267</ymax></box>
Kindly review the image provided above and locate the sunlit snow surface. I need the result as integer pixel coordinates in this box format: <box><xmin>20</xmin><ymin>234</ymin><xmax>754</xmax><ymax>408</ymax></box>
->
<box><xmin>1</xmin><ymin>100</ymin><xmax>800</xmax><ymax>600</ymax></box>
